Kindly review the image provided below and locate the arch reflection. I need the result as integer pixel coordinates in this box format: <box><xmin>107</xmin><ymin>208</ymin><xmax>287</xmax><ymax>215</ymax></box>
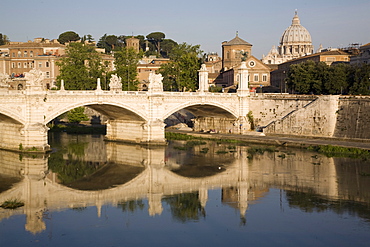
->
<box><xmin>0</xmin><ymin>133</ymin><xmax>370</xmax><ymax>234</ymax></box>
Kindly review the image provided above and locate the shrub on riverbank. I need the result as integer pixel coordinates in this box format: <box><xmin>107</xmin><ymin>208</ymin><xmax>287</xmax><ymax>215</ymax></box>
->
<box><xmin>308</xmin><ymin>145</ymin><xmax>370</xmax><ymax>160</ymax></box>
<box><xmin>1</xmin><ymin>199</ymin><xmax>24</xmax><ymax>209</ymax></box>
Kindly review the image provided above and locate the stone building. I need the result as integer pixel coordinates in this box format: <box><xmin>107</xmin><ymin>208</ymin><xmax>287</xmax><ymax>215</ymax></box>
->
<box><xmin>136</xmin><ymin>57</ymin><xmax>170</xmax><ymax>90</ymax></box>
<box><xmin>262</xmin><ymin>11</ymin><xmax>314</xmax><ymax>65</ymax></box>
<box><xmin>218</xmin><ymin>34</ymin><xmax>271</xmax><ymax>90</ymax></box>
<box><xmin>0</xmin><ymin>38</ymin><xmax>65</xmax><ymax>89</ymax></box>
<box><xmin>350</xmin><ymin>43</ymin><xmax>370</xmax><ymax>65</ymax></box>
<box><xmin>126</xmin><ymin>37</ymin><xmax>140</xmax><ymax>53</ymax></box>
<box><xmin>204</xmin><ymin>53</ymin><xmax>223</xmax><ymax>87</ymax></box>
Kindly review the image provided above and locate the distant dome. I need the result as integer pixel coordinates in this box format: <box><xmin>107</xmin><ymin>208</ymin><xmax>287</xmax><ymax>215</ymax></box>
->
<box><xmin>280</xmin><ymin>12</ymin><xmax>312</xmax><ymax>45</ymax></box>
<box><xmin>278</xmin><ymin>11</ymin><xmax>314</xmax><ymax>58</ymax></box>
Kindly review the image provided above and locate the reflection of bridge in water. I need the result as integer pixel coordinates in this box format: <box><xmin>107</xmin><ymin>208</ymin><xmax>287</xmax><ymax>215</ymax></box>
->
<box><xmin>1</xmin><ymin>138</ymin><xmax>370</xmax><ymax>234</ymax></box>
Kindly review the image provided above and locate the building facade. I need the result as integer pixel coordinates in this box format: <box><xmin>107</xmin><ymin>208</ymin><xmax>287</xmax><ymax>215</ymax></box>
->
<box><xmin>219</xmin><ymin>34</ymin><xmax>271</xmax><ymax>90</ymax></box>
<box><xmin>350</xmin><ymin>43</ymin><xmax>370</xmax><ymax>65</ymax></box>
<box><xmin>0</xmin><ymin>38</ymin><xmax>65</xmax><ymax>89</ymax></box>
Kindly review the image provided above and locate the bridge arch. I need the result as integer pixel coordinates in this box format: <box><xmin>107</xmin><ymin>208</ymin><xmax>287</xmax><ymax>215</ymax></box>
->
<box><xmin>163</xmin><ymin>102</ymin><xmax>238</xmax><ymax>120</ymax></box>
<box><xmin>45</xmin><ymin>101</ymin><xmax>148</xmax><ymax>124</ymax></box>
<box><xmin>0</xmin><ymin>109</ymin><xmax>25</xmax><ymax>125</ymax></box>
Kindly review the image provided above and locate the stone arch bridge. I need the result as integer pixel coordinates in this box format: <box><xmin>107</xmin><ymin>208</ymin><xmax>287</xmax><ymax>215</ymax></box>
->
<box><xmin>0</xmin><ymin>64</ymin><xmax>252</xmax><ymax>152</ymax></box>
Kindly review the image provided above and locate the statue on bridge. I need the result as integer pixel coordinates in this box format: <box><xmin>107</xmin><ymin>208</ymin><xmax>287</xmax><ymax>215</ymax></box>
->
<box><xmin>148</xmin><ymin>71</ymin><xmax>163</xmax><ymax>93</ymax></box>
<box><xmin>109</xmin><ymin>74</ymin><xmax>122</xmax><ymax>92</ymax></box>
<box><xmin>0</xmin><ymin>73</ymin><xmax>9</xmax><ymax>89</ymax></box>
<box><xmin>25</xmin><ymin>68</ymin><xmax>44</xmax><ymax>91</ymax></box>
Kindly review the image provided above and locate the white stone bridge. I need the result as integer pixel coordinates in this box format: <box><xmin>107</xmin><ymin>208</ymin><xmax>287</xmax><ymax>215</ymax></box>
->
<box><xmin>0</xmin><ymin>64</ymin><xmax>252</xmax><ymax>152</ymax></box>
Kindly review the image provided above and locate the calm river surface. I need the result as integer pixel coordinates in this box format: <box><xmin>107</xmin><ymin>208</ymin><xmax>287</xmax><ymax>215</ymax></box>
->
<box><xmin>1</xmin><ymin>133</ymin><xmax>370</xmax><ymax>247</ymax></box>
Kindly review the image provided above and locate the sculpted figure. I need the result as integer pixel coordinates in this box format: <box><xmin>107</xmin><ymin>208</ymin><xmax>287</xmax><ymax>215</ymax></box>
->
<box><xmin>0</xmin><ymin>73</ymin><xmax>8</xmax><ymax>87</ymax></box>
<box><xmin>25</xmin><ymin>69</ymin><xmax>44</xmax><ymax>86</ymax></box>
<box><xmin>109</xmin><ymin>74</ymin><xmax>122</xmax><ymax>91</ymax></box>
<box><xmin>148</xmin><ymin>72</ymin><xmax>163</xmax><ymax>93</ymax></box>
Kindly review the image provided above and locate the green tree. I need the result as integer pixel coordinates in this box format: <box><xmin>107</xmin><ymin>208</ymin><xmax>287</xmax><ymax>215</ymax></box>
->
<box><xmin>105</xmin><ymin>35</ymin><xmax>119</xmax><ymax>50</ymax></box>
<box><xmin>58</xmin><ymin>31</ymin><xmax>80</xmax><ymax>44</ymax></box>
<box><xmin>160</xmin><ymin>39</ymin><xmax>178</xmax><ymax>58</ymax></box>
<box><xmin>325</xmin><ymin>63</ymin><xmax>349</xmax><ymax>94</ymax></box>
<box><xmin>67</xmin><ymin>107</ymin><xmax>89</xmax><ymax>124</ymax></box>
<box><xmin>146</xmin><ymin>32</ymin><xmax>165</xmax><ymax>54</ymax></box>
<box><xmin>113</xmin><ymin>47</ymin><xmax>144</xmax><ymax>90</ymax></box>
<box><xmin>348</xmin><ymin>63</ymin><xmax>370</xmax><ymax>95</ymax></box>
<box><xmin>0</xmin><ymin>33</ymin><xmax>9</xmax><ymax>45</ymax></box>
<box><xmin>287</xmin><ymin>61</ymin><xmax>327</xmax><ymax>94</ymax></box>
<box><xmin>159</xmin><ymin>43</ymin><xmax>203</xmax><ymax>92</ymax></box>
<box><xmin>81</xmin><ymin>34</ymin><xmax>94</xmax><ymax>44</ymax></box>
<box><xmin>97</xmin><ymin>34</ymin><xmax>120</xmax><ymax>53</ymax></box>
<box><xmin>56</xmin><ymin>42</ymin><xmax>104</xmax><ymax>90</ymax></box>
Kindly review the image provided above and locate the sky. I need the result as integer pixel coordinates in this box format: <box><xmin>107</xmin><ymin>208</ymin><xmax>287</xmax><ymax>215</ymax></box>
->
<box><xmin>2</xmin><ymin>0</ymin><xmax>370</xmax><ymax>59</ymax></box>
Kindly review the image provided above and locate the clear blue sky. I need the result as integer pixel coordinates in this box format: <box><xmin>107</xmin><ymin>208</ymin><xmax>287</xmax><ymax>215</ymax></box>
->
<box><xmin>2</xmin><ymin>0</ymin><xmax>369</xmax><ymax>58</ymax></box>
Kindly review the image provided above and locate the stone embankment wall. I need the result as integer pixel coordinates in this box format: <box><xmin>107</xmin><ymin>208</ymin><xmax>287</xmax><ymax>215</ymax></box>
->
<box><xmin>264</xmin><ymin>95</ymin><xmax>370</xmax><ymax>140</ymax></box>
<box><xmin>192</xmin><ymin>94</ymin><xmax>318</xmax><ymax>134</ymax></box>
<box><xmin>264</xmin><ymin>95</ymin><xmax>339</xmax><ymax>137</ymax></box>
<box><xmin>192</xmin><ymin>94</ymin><xmax>370</xmax><ymax>140</ymax></box>
<box><xmin>333</xmin><ymin>96</ymin><xmax>370</xmax><ymax>139</ymax></box>
<box><xmin>249</xmin><ymin>94</ymin><xmax>318</xmax><ymax>127</ymax></box>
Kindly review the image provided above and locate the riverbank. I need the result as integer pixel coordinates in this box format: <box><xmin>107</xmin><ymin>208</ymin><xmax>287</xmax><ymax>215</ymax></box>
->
<box><xmin>166</xmin><ymin>129</ymin><xmax>370</xmax><ymax>151</ymax></box>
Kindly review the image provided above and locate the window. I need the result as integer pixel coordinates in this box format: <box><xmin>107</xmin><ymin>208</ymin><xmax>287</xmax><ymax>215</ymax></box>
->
<box><xmin>11</xmin><ymin>62</ymin><xmax>15</xmax><ymax>68</ymax></box>
<box><xmin>12</xmin><ymin>52</ymin><xmax>15</xmax><ymax>57</ymax></box>
<box><xmin>18</xmin><ymin>51</ymin><xmax>21</xmax><ymax>57</ymax></box>
<box><xmin>46</xmin><ymin>61</ymin><xmax>50</xmax><ymax>67</ymax></box>
<box><xmin>38</xmin><ymin>62</ymin><xmax>42</xmax><ymax>68</ymax></box>
<box><xmin>24</xmin><ymin>62</ymin><xmax>27</xmax><ymax>68</ymax></box>
<box><xmin>30</xmin><ymin>51</ymin><xmax>33</xmax><ymax>57</ymax></box>
<box><xmin>254</xmin><ymin>74</ymin><xmax>259</xmax><ymax>82</ymax></box>
<box><xmin>262</xmin><ymin>74</ymin><xmax>268</xmax><ymax>82</ymax></box>
<box><xmin>46</xmin><ymin>72</ymin><xmax>50</xmax><ymax>78</ymax></box>
<box><xmin>18</xmin><ymin>62</ymin><xmax>21</xmax><ymax>68</ymax></box>
<box><xmin>24</xmin><ymin>51</ymin><xmax>28</xmax><ymax>57</ymax></box>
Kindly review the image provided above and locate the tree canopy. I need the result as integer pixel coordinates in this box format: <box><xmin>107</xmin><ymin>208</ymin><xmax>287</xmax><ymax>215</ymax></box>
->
<box><xmin>146</xmin><ymin>32</ymin><xmax>165</xmax><ymax>54</ymax></box>
<box><xmin>58</xmin><ymin>31</ymin><xmax>80</xmax><ymax>44</ymax></box>
<box><xmin>286</xmin><ymin>61</ymin><xmax>370</xmax><ymax>95</ymax></box>
<box><xmin>159</xmin><ymin>43</ymin><xmax>203</xmax><ymax>92</ymax></box>
<box><xmin>0</xmin><ymin>33</ymin><xmax>9</xmax><ymax>45</ymax></box>
<box><xmin>113</xmin><ymin>47</ymin><xmax>144</xmax><ymax>90</ymax></box>
<box><xmin>56</xmin><ymin>42</ymin><xmax>104</xmax><ymax>90</ymax></box>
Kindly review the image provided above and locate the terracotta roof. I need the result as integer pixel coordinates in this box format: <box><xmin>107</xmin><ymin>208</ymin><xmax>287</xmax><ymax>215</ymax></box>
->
<box><xmin>292</xmin><ymin>50</ymin><xmax>351</xmax><ymax>61</ymax></box>
<box><xmin>0</xmin><ymin>43</ymin><xmax>65</xmax><ymax>49</ymax></box>
<box><xmin>224</xmin><ymin>35</ymin><xmax>252</xmax><ymax>46</ymax></box>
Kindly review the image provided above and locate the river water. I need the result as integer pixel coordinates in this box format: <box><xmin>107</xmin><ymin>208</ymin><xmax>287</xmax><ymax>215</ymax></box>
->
<box><xmin>1</xmin><ymin>133</ymin><xmax>370</xmax><ymax>247</ymax></box>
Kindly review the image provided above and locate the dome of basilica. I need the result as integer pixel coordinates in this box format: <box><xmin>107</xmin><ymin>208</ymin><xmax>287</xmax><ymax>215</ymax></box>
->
<box><xmin>280</xmin><ymin>11</ymin><xmax>312</xmax><ymax>45</ymax></box>
<box><xmin>262</xmin><ymin>11</ymin><xmax>314</xmax><ymax>65</ymax></box>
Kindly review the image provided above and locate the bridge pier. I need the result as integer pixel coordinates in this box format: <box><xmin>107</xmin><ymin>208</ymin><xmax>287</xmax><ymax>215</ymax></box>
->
<box><xmin>105</xmin><ymin>119</ymin><xmax>166</xmax><ymax>145</ymax></box>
